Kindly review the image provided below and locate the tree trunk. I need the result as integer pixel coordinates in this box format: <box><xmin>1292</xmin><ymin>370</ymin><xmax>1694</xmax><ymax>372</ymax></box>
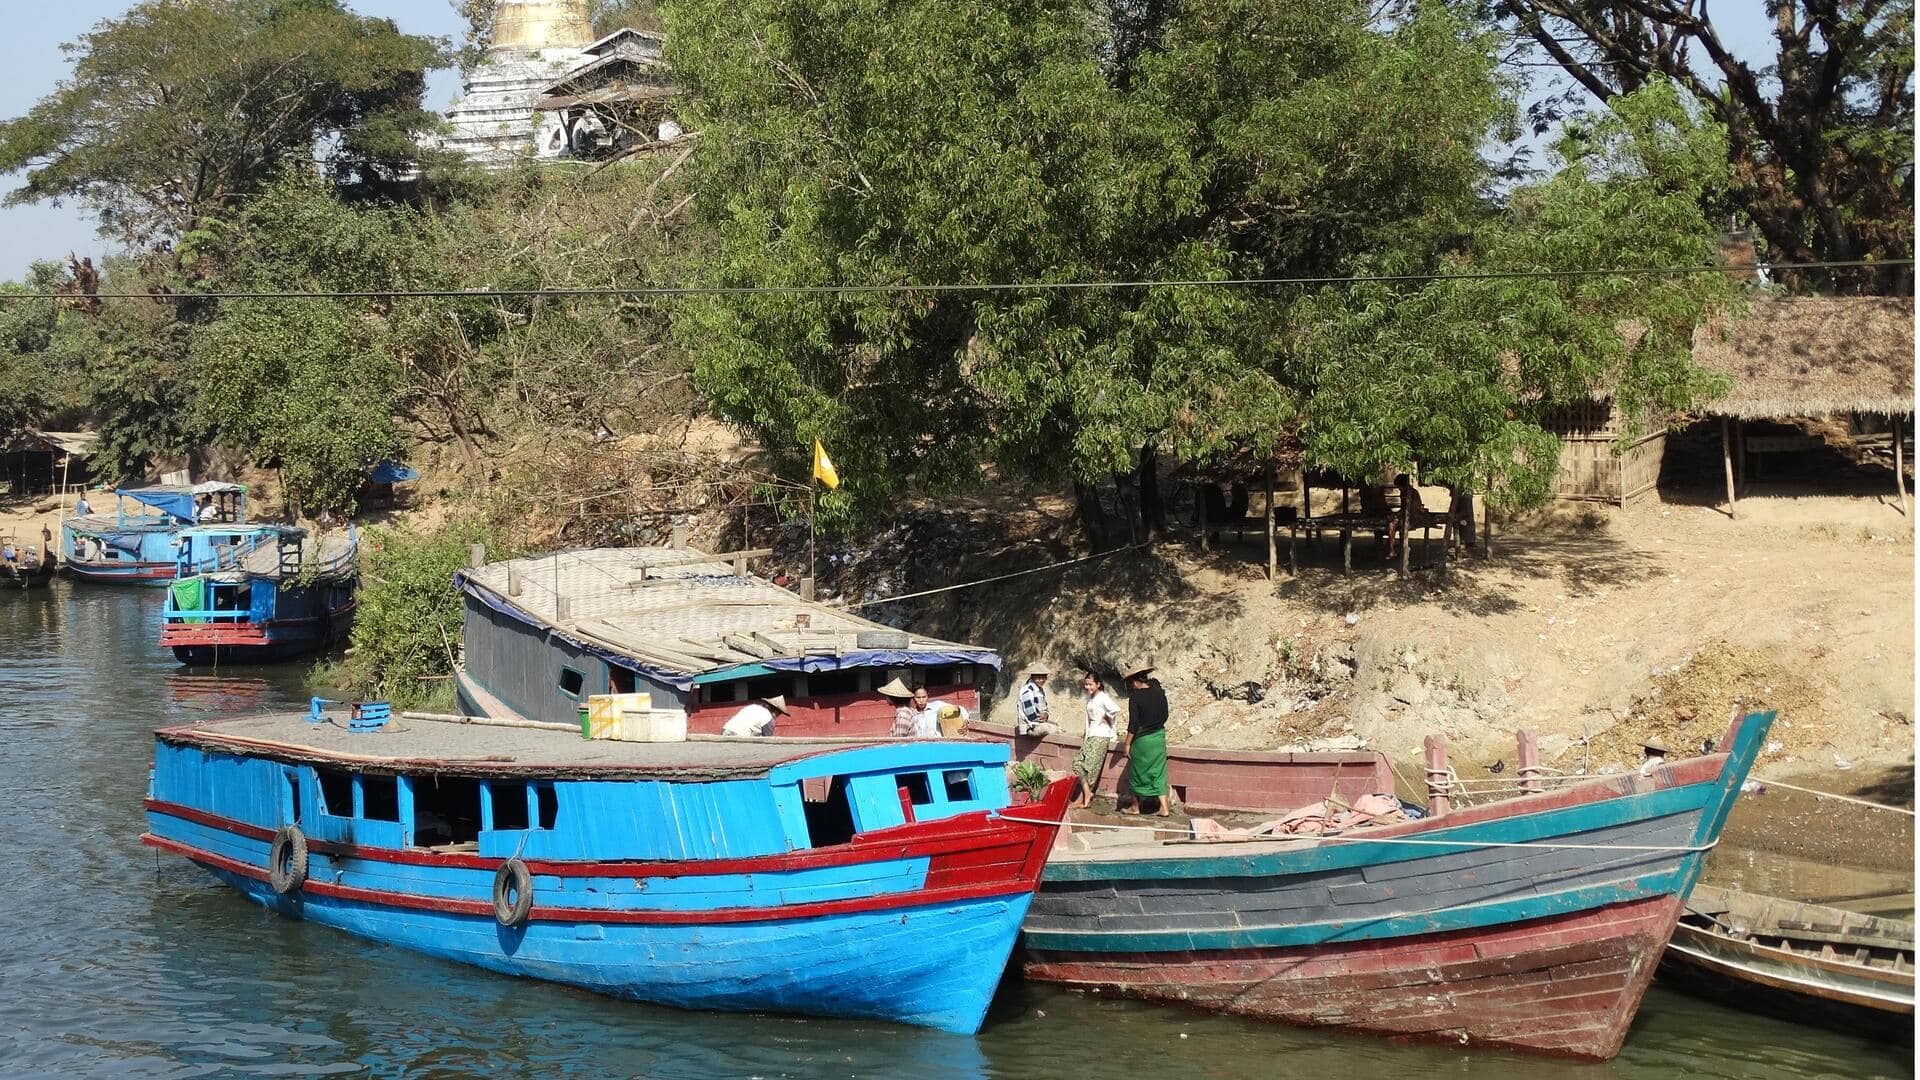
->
<box><xmin>1073</xmin><ymin>480</ymin><xmax>1113</xmax><ymax>552</ymax></box>
<box><xmin>1135</xmin><ymin>442</ymin><xmax>1167</xmax><ymax>537</ymax></box>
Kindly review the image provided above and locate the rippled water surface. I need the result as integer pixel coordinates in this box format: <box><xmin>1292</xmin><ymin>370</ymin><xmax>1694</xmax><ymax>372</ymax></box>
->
<box><xmin>1</xmin><ymin>584</ymin><xmax>1911</xmax><ymax>1077</ymax></box>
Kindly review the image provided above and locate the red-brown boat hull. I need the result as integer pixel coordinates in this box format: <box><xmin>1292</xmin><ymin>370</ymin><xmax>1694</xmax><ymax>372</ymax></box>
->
<box><xmin>1026</xmin><ymin>893</ymin><xmax>1681</xmax><ymax>1060</ymax></box>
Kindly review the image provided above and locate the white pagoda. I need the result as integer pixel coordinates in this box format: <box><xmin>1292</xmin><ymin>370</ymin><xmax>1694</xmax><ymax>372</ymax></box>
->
<box><xmin>440</xmin><ymin>1</ymin><xmax>600</xmax><ymax>165</ymax></box>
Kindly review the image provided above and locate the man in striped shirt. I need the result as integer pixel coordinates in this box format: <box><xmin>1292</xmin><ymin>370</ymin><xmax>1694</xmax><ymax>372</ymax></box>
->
<box><xmin>1016</xmin><ymin>664</ymin><xmax>1060</xmax><ymax>736</ymax></box>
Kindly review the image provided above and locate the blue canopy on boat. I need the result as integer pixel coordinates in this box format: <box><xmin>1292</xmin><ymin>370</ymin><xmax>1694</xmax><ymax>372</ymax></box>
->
<box><xmin>369</xmin><ymin>461</ymin><xmax>419</xmax><ymax>485</ymax></box>
<box><xmin>116</xmin><ymin>482</ymin><xmax>247</xmax><ymax>523</ymax></box>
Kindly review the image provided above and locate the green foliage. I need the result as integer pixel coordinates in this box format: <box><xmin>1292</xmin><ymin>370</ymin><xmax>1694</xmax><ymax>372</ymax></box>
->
<box><xmin>327</xmin><ymin>518</ymin><xmax>514</xmax><ymax>708</ymax></box>
<box><xmin>668</xmin><ymin>0</ymin><xmax>1512</xmax><ymax>526</ymax></box>
<box><xmin>1011</xmin><ymin>760</ymin><xmax>1049</xmax><ymax>798</ymax></box>
<box><xmin>0</xmin><ymin>265</ymin><xmax>73</xmax><ymax>433</ymax></box>
<box><xmin>0</xmin><ymin>0</ymin><xmax>447</xmax><ymax>245</ymax></box>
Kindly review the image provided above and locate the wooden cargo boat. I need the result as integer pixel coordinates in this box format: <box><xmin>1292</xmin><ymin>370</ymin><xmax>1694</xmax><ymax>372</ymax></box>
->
<box><xmin>142</xmin><ymin>709</ymin><xmax>1071</xmax><ymax>1033</ymax></box>
<box><xmin>161</xmin><ymin>527</ymin><xmax>357</xmax><ymax>664</ymax></box>
<box><xmin>0</xmin><ymin>531</ymin><xmax>55</xmax><ymax>589</ymax></box>
<box><xmin>1660</xmin><ymin>884</ymin><xmax>1914</xmax><ymax>1038</ymax></box>
<box><xmin>1018</xmin><ymin>710</ymin><xmax>1775</xmax><ymax>1061</ymax></box>
<box><xmin>454</xmin><ymin>545</ymin><xmax>1001</xmax><ymax>735</ymax></box>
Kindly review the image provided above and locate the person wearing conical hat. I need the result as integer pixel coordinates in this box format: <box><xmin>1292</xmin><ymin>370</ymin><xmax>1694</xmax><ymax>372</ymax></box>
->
<box><xmin>1638</xmin><ymin>737</ymin><xmax>1670</xmax><ymax>778</ymax></box>
<box><xmin>1118</xmin><ymin>662</ymin><xmax>1172</xmax><ymax>817</ymax></box>
<box><xmin>1015</xmin><ymin>663</ymin><xmax>1060</xmax><ymax>738</ymax></box>
<box><xmin>878</xmin><ymin>677</ymin><xmax>919</xmax><ymax>737</ymax></box>
<box><xmin>721</xmin><ymin>694</ymin><xmax>789</xmax><ymax>738</ymax></box>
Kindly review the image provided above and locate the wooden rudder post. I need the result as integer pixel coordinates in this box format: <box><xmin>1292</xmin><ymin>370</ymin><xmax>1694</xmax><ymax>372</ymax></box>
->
<box><xmin>1516</xmin><ymin>729</ymin><xmax>1543</xmax><ymax>794</ymax></box>
<box><xmin>1423</xmin><ymin>733</ymin><xmax>1451</xmax><ymax>816</ymax></box>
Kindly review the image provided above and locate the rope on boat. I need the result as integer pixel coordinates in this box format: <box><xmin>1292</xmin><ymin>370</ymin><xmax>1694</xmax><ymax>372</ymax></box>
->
<box><xmin>1754</xmin><ymin>777</ymin><xmax>1916</xmax><ymax>817</ymax></box>
<box><xmin>1005</xmin><ymin>815</ymin><xmax>1719</xmax><ymax>852</ymax></box>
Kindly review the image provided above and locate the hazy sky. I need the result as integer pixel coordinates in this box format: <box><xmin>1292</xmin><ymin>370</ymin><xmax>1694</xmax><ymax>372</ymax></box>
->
<box><xmin>0</xmin><ymin>4</ymin><xmax>1777</xmax><ymax>281</ymax></box>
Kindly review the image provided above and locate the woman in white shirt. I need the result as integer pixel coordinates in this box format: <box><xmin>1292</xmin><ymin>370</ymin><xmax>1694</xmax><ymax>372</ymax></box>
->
<box><xmin>1071</xmin><ymin>673</ymin><xmax>1121</xmax><ymax>808</ymax></box>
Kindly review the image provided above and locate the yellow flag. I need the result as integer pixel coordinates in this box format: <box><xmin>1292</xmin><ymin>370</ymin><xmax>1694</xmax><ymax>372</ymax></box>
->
<box><xmin>811</xmin><ymin>440</ymin><xmax>840</xmax><ymax>489</ymax></box>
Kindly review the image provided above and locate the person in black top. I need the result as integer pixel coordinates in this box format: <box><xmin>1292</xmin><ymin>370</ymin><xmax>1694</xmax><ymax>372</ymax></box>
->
<box><xmin>1119</xmin><ymin>662</ymin><xmax>1172</xmax><ymax>816</ymax></box>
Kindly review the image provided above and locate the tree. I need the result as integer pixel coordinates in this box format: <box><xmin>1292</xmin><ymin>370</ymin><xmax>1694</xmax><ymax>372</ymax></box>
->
<box><xmin>669</xmin><ymin>0</ymin><xmax>1510</xmax><ymax>533</ymax></box>
<box><xmin>1497</xmin><ymin>0</ymin><xmax>1914</xmax><ymax>292</ymax></box>
<box><xmin>0</xmin><ymin>0</ymin><xmax>448</xmax><ymax>246</ymax></box>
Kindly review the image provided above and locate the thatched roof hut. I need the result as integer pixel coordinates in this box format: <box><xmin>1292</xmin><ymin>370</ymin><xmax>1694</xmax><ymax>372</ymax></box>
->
<box><xmin>1692</xmin><ymin>296</ymin><xmax>1914</xmax><ymax>419</ymax></box>
<box><xmin>1689</xmin><ymin>295</ymin><xmax>1914</xmax><ymax>516</ymax></box>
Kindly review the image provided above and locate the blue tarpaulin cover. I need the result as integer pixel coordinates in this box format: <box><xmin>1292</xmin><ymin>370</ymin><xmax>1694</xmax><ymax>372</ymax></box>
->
<box><xmin>116</xmin><ymin>482</ymin><xmax>246</xmax><ymax>523</ymax></box>
<box><xmin>454</xmin><ymin>570</ymin><xmax>1002</xmax><ymax>692</ymax></box>
<box><xmin>370</xmin><ymin>461</ymin><xmax>419</xmax><ymax>484</ymax></box>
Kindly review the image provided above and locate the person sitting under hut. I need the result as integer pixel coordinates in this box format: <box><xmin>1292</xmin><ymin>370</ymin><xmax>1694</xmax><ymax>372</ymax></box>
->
<box><xmin>878</xmin><ymin>678</ymin><xmax>919</xmax><ymax>737</ymax></box>
<box><xmin>1383</xmin><ymin>473</ymin><xmax>1424</xmax><ymax>558</ymax></box>
<box><xmin>721</xmin><ymin>694</ymin><xmax>789</xmax><ymax>737</ymax></box>
<box><xmin>1016</xmin><ymin>663</ymin><xmax>1060</xmax><ymax>737</ymax></box>
<box><xmin>1120</xmin><ymin>662</ymin><xmax>1172</xmax><ymax>817</ymax></box>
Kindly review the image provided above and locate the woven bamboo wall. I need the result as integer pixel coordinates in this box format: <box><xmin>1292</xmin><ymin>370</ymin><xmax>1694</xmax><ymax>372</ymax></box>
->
<box><xmin>1547</xmin><ymin>400</ymin><xmax>1665</xmax><ymax>505</ymax></box>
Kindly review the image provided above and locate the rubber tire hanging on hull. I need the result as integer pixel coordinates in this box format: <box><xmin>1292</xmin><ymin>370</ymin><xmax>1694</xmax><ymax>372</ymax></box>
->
<box><xmin>493</xmin><ymin>858</ymin><xmax>533</xmax><ymax>927</ymax></box>
<box><xmin>269</xmin><ymin>825</ymin><xmax>308</xmax><ymax>895</ymax></box>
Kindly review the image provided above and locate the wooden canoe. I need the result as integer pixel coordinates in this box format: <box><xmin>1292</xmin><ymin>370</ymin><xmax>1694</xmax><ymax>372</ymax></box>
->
<box><xmin>1661</xmin><ymin>883</ymin><xmax>1914</xmax><ymax>1038</ymax></box>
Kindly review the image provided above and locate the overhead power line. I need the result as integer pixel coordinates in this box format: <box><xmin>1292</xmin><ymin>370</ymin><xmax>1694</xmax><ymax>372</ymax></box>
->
<box><xmin>0</xmin><ymin>258</ymin><xmax>1907</xmax><ymax>302</ymax></box>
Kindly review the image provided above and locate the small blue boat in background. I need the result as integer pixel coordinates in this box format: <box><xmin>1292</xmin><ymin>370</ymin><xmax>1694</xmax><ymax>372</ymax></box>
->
<box><xmin>160</xmin><ymin>527</ymin><xmax>358</xmax><ymax>664</ymax></box>
<box><xmin>143</xmin><ymin>709</ymin><xmax>1073</xmax><ymax>1033</ymax></box>
<box><xmin>63</xmin><ymin>483</ymin><xmax>251</xmax><ymax>584</ymax></box>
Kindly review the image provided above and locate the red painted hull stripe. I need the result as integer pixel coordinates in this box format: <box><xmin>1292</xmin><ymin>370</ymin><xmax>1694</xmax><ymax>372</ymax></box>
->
<box><xmin>143</xmin><ymin>796</ymin><xmax>1064</xmax><ymax>878</ymax></box>
<box><xmin>141</xmin><ymin>832</ymin><xmax>1043</xmax><ymax>924</ymax></box>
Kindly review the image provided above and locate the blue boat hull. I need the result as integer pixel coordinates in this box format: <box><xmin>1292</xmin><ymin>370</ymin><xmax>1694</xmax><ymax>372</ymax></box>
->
<box><xmin>203</xmin><ymin>865</ymin><xmax>1029</xmax><ymax>1032</ymax></box>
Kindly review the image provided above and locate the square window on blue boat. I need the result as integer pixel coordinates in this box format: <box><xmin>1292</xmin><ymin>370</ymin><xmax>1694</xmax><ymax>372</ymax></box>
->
<box><xmin>942</xmin><ymin>769</ymin><xmax>973</xmax><ymax>802</ymax></box>
<box><xmin>898</xmin><ymin>772</ymin><xmax>933</xmax><ymax>806</ymax></box>
<box><xmin>558</xmin><ymin>667</ymin><xmax>585</xmax><ymax>698</ymax></box>
<box><xmin>747</xmin><ymin>675</ymin><xmax>789</xmax><ymax>700</ymax></box>
<box><xmin>316</xmin><ymin>768</ymin><xmax>354</xmax><ymax>817</ymax></box>
<box><xmin>490</xmin><ymin>782</ymin><xmax>530</xmax><ymax>831</ymax></box>
<box><xmin>361</xmin><ymin>774</ymin><xmax>400</xmax><ymax>822</ymax></box>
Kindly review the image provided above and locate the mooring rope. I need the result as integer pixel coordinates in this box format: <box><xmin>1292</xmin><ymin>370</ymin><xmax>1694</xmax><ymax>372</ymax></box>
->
<box><xmin>1002</xmin><ymin>815</ymin><xmax>1718</xmax><ymax>852</ymax></box>
<box><xmin>1754</xmin><ymin>777</ymin><xmax>1916</xmax><ymax>817</ymax></box>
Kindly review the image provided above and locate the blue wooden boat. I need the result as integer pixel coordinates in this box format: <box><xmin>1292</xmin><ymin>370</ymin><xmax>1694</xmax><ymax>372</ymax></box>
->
<box><xmin>1019</xmin><ymin>710</ymin><xmax>1774</xmax><ymax>1061</ymax></box>
<box><xmin>142</xmin><ymin>709</ymin><xmax>1073</xmax><ymax>1033</ymax></box>
<box><xmin>63</xmin><ymin>483</ymin><xmax>251</xmax><ymax>584</ymax></box>
<box><xmin>160</xmin><ymin>527</ymin><xmax>358</xmax><ymax>664</ymax></box>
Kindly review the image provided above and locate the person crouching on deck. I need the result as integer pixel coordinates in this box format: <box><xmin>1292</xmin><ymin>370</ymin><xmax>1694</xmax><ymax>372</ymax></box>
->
<box><xmin>1119</xmin><ymin>662</ymin><xmax>1172</xmax><ymax>817</ymax></box>
<box><xmin>878</xmin><ymin>678</ymin><xmax>919</xmax><ymax>737</ymax></box>
<box><xmin>1072</xmin><ymin>672</ymin><xmax>1121</xmax><ymax>809</ymax></box>
<box><xmin>721</xmin><ymin>695</ymin><xmax>789</xmax><ymax>737</ymax></box>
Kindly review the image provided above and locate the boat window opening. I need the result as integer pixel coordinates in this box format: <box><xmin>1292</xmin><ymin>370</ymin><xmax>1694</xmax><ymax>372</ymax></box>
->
<box><xmin>490</xmin><ymin>782</ymin><xmax>531</xmax><ymax>831</ymax></box>
<box><xmin>747</xmin><ymin>675</ymin><xmax>788</xmax><ymax>700</ymax></box>
<box><xmin>284</xmin><ymin>772</ymin><xmax>302</xmax><ymax>825</ymax></box>
<box><xmin>558</xmin><ymin>667</ymin><xmax>585</xmax><ymax>698</ymax></box>
<box><xmin>535</xmin><ymin>783</ymin><xmax>559</xmax><ymax>829</ymax></box>
<box><xmin>802</xmin><ymin>777</ymin><xmax>857</xmax><ymax>848</ymax></box>
<box><xmin>899</xmin><ymin>772</ymin><xmax>934</xmax><ymax>806</ymax></box>
<box><xmin>807</xmin><ymin>669</ymin><xmax>860</xmax><ymax>696</ymax></box>
<box><xmin>361</xmin><ymin>774</ymin><xmax>401</xmax><ymax>822</ymax></box>
<box><xmin>942</xmin><ymin>769</ymin><xmax>974</xmax><ymax>802</ymax></box>
<box><xmin>316</xmin><ymin>768</ymin><xmax>355</xmax><ymax>817</ymax></box>
<box><xmin>607</xmin><ymin>664</ymin><xmax>635</xmax><ymax>695</ymax></box>
<box><xmin>921</xmin><ymin>667</ymin><xmax>954</xmax><ymax>688</ymax></box>
<box><xmin>412</xmin><ymin>776</ymin><xmax>482</xmax><ymax>848</ymax></box>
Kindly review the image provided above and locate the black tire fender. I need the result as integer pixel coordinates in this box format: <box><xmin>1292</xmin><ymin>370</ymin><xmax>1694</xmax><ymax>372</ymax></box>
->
<box><xmin>269</xmin><ymin>824</ymin><xmax>308</xmax><ymax>895</ymax></box>
<box><xmin>493</xmin><ymin>858</ymin><xmax>534</xmax><ymax>927</ymax></box>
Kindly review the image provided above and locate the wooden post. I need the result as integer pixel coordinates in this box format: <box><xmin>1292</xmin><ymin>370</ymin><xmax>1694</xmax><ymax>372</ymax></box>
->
<box><xmin>1483</xmin><ymin>495</ymin><xmax>1494</xmax><ymax>560</ymax></box>
<box><xmin>467</xmin><ymin>543</ymin><xmax>486</xmax><ymax>569</ymax></box>
<box><xmin>671</xmin><ymin>517</ymin><xmax>688</xmax><ymax>550</ymax></box>
<box><xmin>1342</xmin><ymin>528</ymin><xmax>1352</xmax><ymax>575</ymax></box>
<box><xmin>507</xmin><ymin>565</ymin><xmax>522</xmax><ymax>597</ymax></box>
<box><xmin>1301</xmin><ymin>472</ymin><xmax>1312</xmax><ymax>520</ymax></box>
<box><xmin>1517</xmin><ymin>729</ymin><xmax>1542</xmax><ymax>794</ymax></box>
<box><xmin>1720</xmin><ymin>416</ymin><xmax>1738</xmax><ymax>519</ymax></box>
<box><xmin>1198</xmin><ymin>485</ymin><xmax>1209</xmax><ymax>551</ymax></box>
<box><xmin>1397</xmin><ymin>499</ymin><xmax>1411</xmax><ymax>578</ymax></box>
<box><xmin>1896</xmin><ymin>414</ymin><xmax>1909</xmax><ymax>516</ymax></box>
<box><xmin>1423</xmin><ymin>734</ymin><xmax>1451</xmax><ymax>816</ymax></box>
<box><xmin>1265</xmin><ymin>463</ymin><xmax>1277</xmax><ymax>580</ymax></box>
<box><xmin>799</xmin><ymin>576</ymin><xmax>815</xmax><ymax>601</ymax></box>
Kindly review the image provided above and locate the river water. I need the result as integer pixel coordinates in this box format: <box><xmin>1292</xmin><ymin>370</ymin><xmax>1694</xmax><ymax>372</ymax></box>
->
<box><xmin>1</xmin><ymin>583</ymin><xmax>1910</xmax><ymax>1078</ymax></box>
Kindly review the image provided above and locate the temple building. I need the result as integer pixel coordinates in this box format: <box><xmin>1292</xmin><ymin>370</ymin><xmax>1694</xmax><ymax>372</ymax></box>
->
<box><xmin>440</xmin><ymin>1</ymin><xmax>678</xmax><ymax>166</ymax></box>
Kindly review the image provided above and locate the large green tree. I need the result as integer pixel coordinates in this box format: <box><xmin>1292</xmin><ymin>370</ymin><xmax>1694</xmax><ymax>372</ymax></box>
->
<box><xmin>669</xmin><ymin>0</ymin><xmax>1511</xmax><ymax>532</ymax></box>
<box><xmin>0</xmin><ymin>0</ymin><xmax>448</xmax><ymax>246</ymax></box>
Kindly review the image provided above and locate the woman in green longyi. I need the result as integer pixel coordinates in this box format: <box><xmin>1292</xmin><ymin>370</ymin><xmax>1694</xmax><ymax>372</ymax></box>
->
<box><xmin>1119</xmin><ymin>662</ymin><xmax>1171</xmax><ymax>817</ymax></box>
